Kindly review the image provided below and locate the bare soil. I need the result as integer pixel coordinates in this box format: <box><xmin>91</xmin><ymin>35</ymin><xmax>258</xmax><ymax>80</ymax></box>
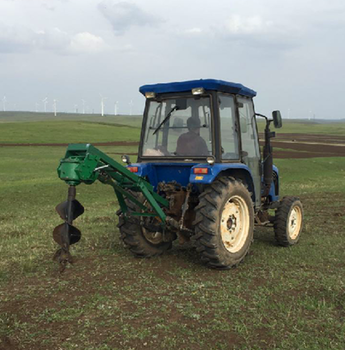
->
<box><xmin>1</xmin><ymin>134</ymin><xmax>345</xmax><ymax>159</ymax></box>
<box><xmin>261</xmin><ymin>133</ymin><xmax>345</xmax><ymax>158</ymax></box>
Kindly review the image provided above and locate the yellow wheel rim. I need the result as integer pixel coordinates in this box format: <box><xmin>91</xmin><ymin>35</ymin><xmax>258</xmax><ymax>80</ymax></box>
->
<box><xmin>288</xmin><ymin>205</ymin><xmax>302</xmax><ymax>240</ymax></box>
<box><xmin>220</xmin><ymin>195</ymin><xmax>249</xmax><ymax>253</ymax></box>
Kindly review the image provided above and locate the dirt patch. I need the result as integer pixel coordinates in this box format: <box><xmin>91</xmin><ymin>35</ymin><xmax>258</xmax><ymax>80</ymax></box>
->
<box><xmin>272</xmin><ymin>141</ymin><xmax>345</xmax><ymax>156</ymax></box>
<box><xmin>259</xmin><ymin>133</ymin><xmax>345</xmax><ymax>158</ymax></box>
<box><xmin>272</xmin><ymin>150</ymin><xmax>343</xmax><ymax>159</ymax></box>
<box><xmin>0</xmin><ymin>336</ymin><xmax>18</xmax><ymax>350</ymax></box>
<box><xmin>272</xmin><ymin>133</ymin><xmax>345</xmax><ymax>145</ymax></box>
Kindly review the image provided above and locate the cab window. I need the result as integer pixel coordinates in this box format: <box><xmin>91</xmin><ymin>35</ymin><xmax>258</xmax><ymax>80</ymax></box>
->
<box><xmin>237</xmin><ymin>97</ymin><xmax>260</xmax><ymax>158</ymax></box>
<box><xmin>218</xmin><ymin>94</ymin><xmax>239</xmax><ymax>160</ymax></box>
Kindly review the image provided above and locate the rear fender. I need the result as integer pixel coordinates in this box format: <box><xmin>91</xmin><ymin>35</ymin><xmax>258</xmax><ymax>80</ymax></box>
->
<box><xmin>190</xmin><ymin>163</ymin><xmax>255</xmax><ymax>203</ymax></box>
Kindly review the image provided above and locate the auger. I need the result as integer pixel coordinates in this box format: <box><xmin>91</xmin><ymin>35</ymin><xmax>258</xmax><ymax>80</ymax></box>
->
<box><xmin>53</xmin><ymin>186</ymin><xmax>84</xmax><ymax>272</ymax></box>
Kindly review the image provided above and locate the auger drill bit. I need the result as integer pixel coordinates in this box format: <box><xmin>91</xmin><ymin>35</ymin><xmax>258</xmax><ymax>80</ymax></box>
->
<box><xmin>53</xmin><ymin>185</ymin><xmax>84</xmax><ymax>272</ymax></box>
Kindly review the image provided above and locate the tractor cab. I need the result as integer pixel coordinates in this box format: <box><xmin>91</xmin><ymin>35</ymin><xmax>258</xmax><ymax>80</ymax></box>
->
<box><xmin>135</xmin><ymin>79</ymin><xmax>279</xmax><ymax>208</ymax></box>
<box><xmin>139</xmin><ymin>79</ymin><xmax>259</xmax><ymax>163</ymax></box>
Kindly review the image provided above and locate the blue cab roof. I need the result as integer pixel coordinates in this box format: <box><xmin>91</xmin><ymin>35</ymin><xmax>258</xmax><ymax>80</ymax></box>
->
<box><xmin>139</xmin><ymin>79</ymin><xmax>256</xmax><ymax>98</ymax></box>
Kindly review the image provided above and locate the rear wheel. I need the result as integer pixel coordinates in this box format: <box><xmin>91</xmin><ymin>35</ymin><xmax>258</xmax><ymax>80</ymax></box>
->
<box><xmin>274</xmin><ymin>196</ymin><xmax>303</xmax><ymax>246</ymax></box>
<box><xmin>194</xmin><ymin>177</ymin><xmax>254</xmax><ymax>269</ymax></box>
<box><xmin>117</xmin><ymin>193</ymin><xmax>172</xmax><ymax>257</ymax></box>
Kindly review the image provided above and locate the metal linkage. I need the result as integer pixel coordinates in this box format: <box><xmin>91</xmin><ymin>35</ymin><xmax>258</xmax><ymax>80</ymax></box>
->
<box><xmin>57</xmin><ymin>143</ymin><xmax>169</xmax><ymax>220</ymax></box>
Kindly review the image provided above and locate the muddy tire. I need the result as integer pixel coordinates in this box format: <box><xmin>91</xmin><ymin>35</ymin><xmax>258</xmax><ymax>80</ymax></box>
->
<box><xmin>116</xmin><ymin>193</ymin><xmax>172</xmax><ymax>257</ymax></box>
<box><xmin>274</xmin><ymin>196</ymin><xmax>303</xmax><ymax>246</ymax></box>
<box><xmin>194</xmin><ymin>177</ymin><xmax>254</xmax><ymax>269</ymax></box>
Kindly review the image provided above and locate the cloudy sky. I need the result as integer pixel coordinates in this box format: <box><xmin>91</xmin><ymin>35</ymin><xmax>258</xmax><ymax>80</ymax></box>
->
<box><xmin>0</xmin><ymin>0</ymin><xmax>344</xmax><ymax>118</ymax></box>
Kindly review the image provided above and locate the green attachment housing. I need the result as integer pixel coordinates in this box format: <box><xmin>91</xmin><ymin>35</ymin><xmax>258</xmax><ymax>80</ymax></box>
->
<box><xmin>57</xmin><ymin>144</ymin><xmax>169</xmax><ymax>223</ymax></box>
<box><xmin>58</xmin><ymin>156</ymin><xmax>98</xmax><ymax>185</ymax></box>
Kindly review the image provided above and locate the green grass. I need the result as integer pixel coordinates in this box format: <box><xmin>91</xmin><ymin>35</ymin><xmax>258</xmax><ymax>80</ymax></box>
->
<box><xmin>1</xmin><ymin>114</ymin><xmax>345</xmax><ymax>350</ymax></box>
<box><xmin>275</xmin><ymin>157</ymin><xmax>345</xmax><ymax>194</ymax></box>
<box><xmin>0</xmin><ymin>121</ymin><xmax>141</xmax><ymax>144</ymax></box>
<box><xmin>0</xmin><ymin>111</ymin><xmax>143</xmax><ymax>128</ymax></box>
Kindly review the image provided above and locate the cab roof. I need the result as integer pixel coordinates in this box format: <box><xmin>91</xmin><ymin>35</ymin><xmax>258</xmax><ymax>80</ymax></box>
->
<box><xmin>139</xmin><ymin>79</ymin><xmax>256</xmax><ymax>98</ymax></box>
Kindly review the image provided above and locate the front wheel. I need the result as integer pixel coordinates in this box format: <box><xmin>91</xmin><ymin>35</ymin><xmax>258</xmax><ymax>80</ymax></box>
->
<box><xmin>274</xmin><ymin>196</ymin><xmax>303</xmax><ymax>246</ymax></box>
<box><xmin>194</xmin><ymin>177</ymin><xmax>254</xmax><ymax>269</ymax></box>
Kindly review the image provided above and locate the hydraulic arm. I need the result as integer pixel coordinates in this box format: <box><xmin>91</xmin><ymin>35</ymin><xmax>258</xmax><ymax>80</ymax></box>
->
<box><xmin>53</xmin><ymin>143</ymin><xmax>170</xmax><ymax>271</ymax></box>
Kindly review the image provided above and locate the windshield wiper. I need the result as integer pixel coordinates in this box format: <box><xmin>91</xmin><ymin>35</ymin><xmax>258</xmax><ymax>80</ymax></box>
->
<box><xmin>152</xmin><ymin>106</ymin><xmax>178</xmax><ymax>135</ymax></box>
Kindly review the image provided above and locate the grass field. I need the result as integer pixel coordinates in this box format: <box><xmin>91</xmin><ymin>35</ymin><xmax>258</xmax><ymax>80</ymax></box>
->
<box><xmin>0</xmin><ymin>113</ymin><xmax>345</xmax><ymax>350</ymax></box>
<box><xmin>1</xmin><ymin>111</ymin><xmax>345</xmax><ymax>136</ymax></box>
<box><xmin>0</xmin><ymin>112</ymin><xmax>143</xmax><ymax>127</ymax></box>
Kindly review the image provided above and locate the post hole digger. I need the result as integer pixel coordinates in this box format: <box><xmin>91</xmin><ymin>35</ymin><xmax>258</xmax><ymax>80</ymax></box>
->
<box><xmin>53</xmin><ymin>79</ymin><xmax>304</xmax><ymax>271</ymax></box>
<box><xmin>53</xmin><ymin>185</ymin><xmax>84</xmax><ymax>270</ymax></box>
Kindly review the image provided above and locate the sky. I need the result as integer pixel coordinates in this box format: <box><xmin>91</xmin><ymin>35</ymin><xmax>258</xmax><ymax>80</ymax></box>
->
<box><xmin>0</xmin><ymin>0</ymin><xmax>344</xmax><ymax>118</ymax></box>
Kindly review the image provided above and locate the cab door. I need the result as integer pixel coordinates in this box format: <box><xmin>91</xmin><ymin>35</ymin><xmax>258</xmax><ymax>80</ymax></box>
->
<box><xmin>237</xmin><ymin>97</ymin><xmax>261</xmax><ymax>207</ymax></box>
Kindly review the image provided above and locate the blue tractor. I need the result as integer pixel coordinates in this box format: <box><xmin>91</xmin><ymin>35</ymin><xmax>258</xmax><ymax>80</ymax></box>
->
<box><xmin>54</xmin><ymin>79</ymin><xmax>303</xmax><ymax>270</ymax></box>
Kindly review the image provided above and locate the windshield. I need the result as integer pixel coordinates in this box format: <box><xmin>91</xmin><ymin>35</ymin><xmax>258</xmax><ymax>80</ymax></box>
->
<box><xmin>142</xmin><ymin>96</ymin><xmax>212</xmax><ymax>157</ymax></box>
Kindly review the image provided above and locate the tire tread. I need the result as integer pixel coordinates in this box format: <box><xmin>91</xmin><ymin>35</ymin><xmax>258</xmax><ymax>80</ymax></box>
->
<box><xmin>194</xmin><ymin>177</ymin><xmax>254</xmax><ymax>269</ymax></box>
<box><xmin>274</xmin><ymin>196</ymin><xmax>303</xmax><ymax>246</ymax></box>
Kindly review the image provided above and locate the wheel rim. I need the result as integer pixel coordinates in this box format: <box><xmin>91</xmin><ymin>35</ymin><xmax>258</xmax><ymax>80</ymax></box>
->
<box><xmin>141</xmin><ymin>199</ymin><xmax>164</xmax><ymax>245</ymax></box>
<box><xmin>288</xmin><ymin>205</ymin><xmax>302</xmax><ymax>240</ymax></box>
<box><xmin>220</xmin><ymin>195</ymin><xmax>250</xmax><ymax>253</ymax></box>
<box><xmin>142</xmin><ymin>226</ymin><xmax>164</xmax><ymax>244</ymax></box>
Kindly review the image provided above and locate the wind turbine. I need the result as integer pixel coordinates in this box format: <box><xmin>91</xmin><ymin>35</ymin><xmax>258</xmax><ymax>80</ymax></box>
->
<box><xmin>129</xmin><ymin>100</ymin><xmax>133</xmax><ymax>116</ymax></box>
<box><xmin>42</xmin><ymin>97</ymin><xmax>48</xmax><ymax>113</ymax></box>
<box><xmin>53</xmin><ymin>99</ymin><xmax>58</xmax><ymax>117</ymax></box>
<box><xmin>35</xmin><ymin>102</ymin><xmax>39</xmax><ymax>112</ymax></box>
<box><xmin>74</xmin><ymin>104</ymin><xmax>78</xmax><ymax>114</ymax></box>
<box><xmin>114</xmin><ymin>101</ymin><xmax>118</xmax><ymax>116</ymax></box>
<box><xmin>2</xmin><ymin>96</ymin><xmax>6</xmax><ymax>112</ymax></box>
<box><xmin>100</xmin><ymin>93</ymin><xmax>107</xmax><ymax>116</ymax></box>
<box><xmin>82</xmin><ymin>99</ymin><xmax>86</xmax><ymax>114</ymax></box>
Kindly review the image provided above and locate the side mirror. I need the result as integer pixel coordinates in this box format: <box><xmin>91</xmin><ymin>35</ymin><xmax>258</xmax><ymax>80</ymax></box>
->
<box><xmin>272</xmin><ymin>110</ymin><xmax>282</xmax><ymax>128</ymax></box>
